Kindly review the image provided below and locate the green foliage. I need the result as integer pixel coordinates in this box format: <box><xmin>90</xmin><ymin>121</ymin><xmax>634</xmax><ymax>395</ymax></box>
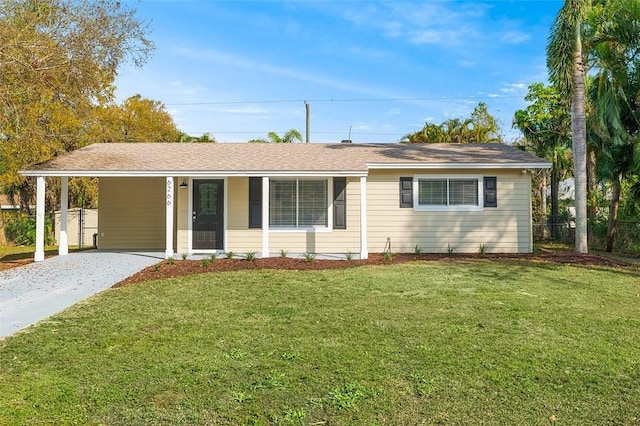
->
<box><xmin>447</xmin><ymin>243</ymin><xmax>455</xmax><ymax>255</ymax></box>
<box><xmin>201</xmin><ymin>258</ymin><xmax>211</xmax><ymax>268</ymax></box>
<box><xmin>401</xmin><ymin>102</ymin><xmax>503</xmax><ymax>143</ymax></box>
<box><xmin>267</xmin><ymin>129</ymin><xmax>302</xmax><ymax>143</ymax></box>
<box><xmin>280</xmin><ymin>249</ymin><xmax>288</xmax><ymax>258</ymax></box>
<box><xmin>345</xmin><ymin>250</ymin><xmax>354</xmax><ymax>261</ymax></box>
<box><xmin>181</xmin><ymin>253</ymin><xmax>188</xmax><ymax>260</ymax></box>
<box><xmin>226</xmin><ymin>251</ymin><xmax>234</xmax><ymax>259</ymax></box>
<box><xmin>166</xmin><ymin>257</ymin><xmax>174</xmax><ymax>265</ymax></box>
<box><xmin>479</xmin><ymin>244</ymin><xmax>488</xmax><ymax>255</ymax></box>
<box><xmin>245</xmin><ymin>252</ymin><xmax>256</xmax><ymax>261</ymax></box>
<box><xmin>154</xmin><ymin>264</ymin><xmax>161</xmax><ymax>272</ymax></box>
<box><xmin>210</xmin><ymin>253</ymin><xmax>217</xmax><ymax>261</ymax></box>
<box><xmin>303</xmin><ymin>253</ymin><xmax>315</xmax><ymax>262</ymax></box>
<box><xmin>3</xmin><ymin>214</ymin><xmax>53</xmax><ymax>245</ymax></box>
<box><xmin>414</xmin><ymin>244</ymin><xmax>423</xmax><ymax>255</ymax></box>
<box><xmin>383</xmin><ymin>250</ymin><xmax>393</xmax><ymax>261</ymax></box>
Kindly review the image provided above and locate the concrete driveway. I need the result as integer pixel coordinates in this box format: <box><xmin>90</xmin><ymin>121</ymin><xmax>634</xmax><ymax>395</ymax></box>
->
<box><xmin>0</xmin><ymin>250</ymin><xmax>163</xmax><ymax>339</ymax></box>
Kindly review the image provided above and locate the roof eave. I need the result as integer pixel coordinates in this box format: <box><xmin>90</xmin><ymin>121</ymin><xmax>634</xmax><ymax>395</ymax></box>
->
<box><xmin>366</xmin><ymin>162</ymin><xmax>552</xmax><ymax>170</ymax></box>
<box><xmin>19</xmin><ymin>170</ymin><xmax>369</xmax><ymax>178</ymax></box>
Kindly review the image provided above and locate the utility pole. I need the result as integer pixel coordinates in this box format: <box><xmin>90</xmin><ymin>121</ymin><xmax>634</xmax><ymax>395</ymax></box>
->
<box><xmin>305</xmin><ymin>101</ymin><xmax>310</xmax><ymax>143</ymax></box>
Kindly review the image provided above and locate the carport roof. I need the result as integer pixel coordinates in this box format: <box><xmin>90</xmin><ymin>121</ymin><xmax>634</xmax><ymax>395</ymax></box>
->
<box><xmin>20</xmin><ymin>142</ymin><xmax>550</xmax><ymax>177</ymax></box>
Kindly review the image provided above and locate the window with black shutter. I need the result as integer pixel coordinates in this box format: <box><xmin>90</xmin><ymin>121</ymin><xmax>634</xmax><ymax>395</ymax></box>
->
<box><xmin>248</xmin><ymin>177</ymin><xmax>262</xmax><ymax>228</ymax></box>
<box><xmin>484</xmin><ymin>176</ymin><xmax>497</xmax><ymax>208</ymax></box>
<box><xmin>333</xmin><ymin>177</ymin><xmax>346</xmax><ymax>229</ymax></box>
<box><xmin>399</xmin><ymin>177</ymin><xmax>413</xmax><ymax>208</ymax></box>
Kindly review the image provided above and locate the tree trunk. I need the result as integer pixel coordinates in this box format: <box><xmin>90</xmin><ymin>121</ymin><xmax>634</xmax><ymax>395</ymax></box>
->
<box><xmin>587</xmin><ymin>148</ymin><xmax>597</xmax><ymax>222</ymax></box>
<box><xmin>605</xmin><ymin>174</ymin><xmax>622</xmax><ymax>252</ymax></box>
<box><xmin>551</xmin><ymin>152</ymin><xmax>560</xmax><ymax>240</ymax></box>
<box><xmin>572</xmin><ymin>44</ymin><xmax>588</xmax><ymax>253</ymax></box>
<box><xmin>541</xmin><ymin>171</ymin><xmax>549</xmax><ymax>238</ymax></box>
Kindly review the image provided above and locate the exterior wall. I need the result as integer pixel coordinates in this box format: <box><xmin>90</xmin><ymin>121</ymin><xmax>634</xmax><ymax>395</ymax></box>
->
<box><xmin>54</xmin><ymin>208</ymin><xmax>98</xmax><ymax>247</ymax></box>
<box><xmin>267</xmin><ymin>177</ymin><xmax>361</xmax><ymax>255</ymax></box>
<box><xmin>176</xmin><ymin>178</ymin><xmax>189</xmax><ymax>253</ymax></box>
<box><xmin>366</xmin><ymin>169</ymin><xmax>532</xmax><ymax>254</ymax></box>
<box><xmin>226</xmin><ymin>177</ymin><xmax>263</xmax><ymax>252</ymax></box>
<box><xmin>98</xmin><ymin>177</ymin><xmax>165</xmax><ymax>250</ymax></box>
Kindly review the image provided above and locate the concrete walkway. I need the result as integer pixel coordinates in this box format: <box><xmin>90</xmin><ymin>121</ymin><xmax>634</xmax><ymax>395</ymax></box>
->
<box><xmin>0</xmin><ymin>250</ymin><xmax>163</xmax><ymax>339</ymax></box>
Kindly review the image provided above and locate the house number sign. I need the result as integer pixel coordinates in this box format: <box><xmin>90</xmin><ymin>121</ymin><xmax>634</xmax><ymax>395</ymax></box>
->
<box><xmin>166</xmin><ymin>178</ymin><xmax>173</xmax><ymax>206</ymax></box>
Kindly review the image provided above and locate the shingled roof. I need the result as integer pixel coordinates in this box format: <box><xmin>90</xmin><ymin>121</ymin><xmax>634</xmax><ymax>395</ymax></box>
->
<box><xmin>21</xmin><ymin>142</ymin><xmax>550</xmax><ymax>176</ymax></box>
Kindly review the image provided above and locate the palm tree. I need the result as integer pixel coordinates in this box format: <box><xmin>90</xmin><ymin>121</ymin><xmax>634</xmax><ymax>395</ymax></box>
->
<box><xmin>547</xmin><ymin>0</ymin><xmax>589</xmax><ymax>253</ymax></box>
<box><xmin>267</xmin><ymin>129</ymin><xmax>302</xmax><ymax>143</ymax></box>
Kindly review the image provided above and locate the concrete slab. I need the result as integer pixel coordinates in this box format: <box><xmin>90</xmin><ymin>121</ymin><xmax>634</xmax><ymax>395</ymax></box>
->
<box><xmin>0</xmin><ymin>250</ymin><xmax>163</xmax><ymax>339</ymax></box>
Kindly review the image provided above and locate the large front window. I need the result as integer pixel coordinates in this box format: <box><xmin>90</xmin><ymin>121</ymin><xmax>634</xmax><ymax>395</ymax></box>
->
<box><xmin>415</xmin><ymin>176</ymin><xmax>482</xmax><ymax>211</ymax></box>
<box><xmin>269</xmin><ymin>179</ymin><xmax>328</xmax><ymax>228</ymax></box>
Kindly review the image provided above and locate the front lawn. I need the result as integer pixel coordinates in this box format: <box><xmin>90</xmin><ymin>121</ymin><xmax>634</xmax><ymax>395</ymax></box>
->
<box><xmin>1</xmin><ymin>260</ymin><xmax>639</xmax><ymax>424</ymax></box>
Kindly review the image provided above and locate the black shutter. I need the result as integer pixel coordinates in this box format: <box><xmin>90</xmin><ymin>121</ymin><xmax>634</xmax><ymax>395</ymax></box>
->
<box><xmin>399</xmin><ymin>177</ymin><xmax>413</xmax><ymax>208</ymax></box>
<box><xmin>248</xmin><ymin>177</ymin><xmax>262</xmax><ymax>228</ymax></box>
<box><xmin>484</xmin><ymin>176</ymin><xmax>497</xmax><ymax>208</ymax></box>
<box><xmin>333</xmin><ymin>177</ymin><xmax>347</xmax><ymax>229</ymax></box>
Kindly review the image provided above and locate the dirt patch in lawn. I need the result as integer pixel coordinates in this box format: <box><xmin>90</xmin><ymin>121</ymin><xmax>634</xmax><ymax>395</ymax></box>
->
<box><xmin>114</xmin><ymin>250</ymin><xmax>638</xmax><ymax>287</ymax></box>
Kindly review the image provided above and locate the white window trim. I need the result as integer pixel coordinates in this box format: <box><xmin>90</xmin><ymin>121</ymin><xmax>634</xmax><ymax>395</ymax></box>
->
<box><xmin>413</xmin><ymin>174</ymin><xmax>484</xmax><ymax>212</ymax></box>
<box><xmin>268</xmin><ymin>177</ymin><xmax>334</xmax><ymax>231</ymax></box>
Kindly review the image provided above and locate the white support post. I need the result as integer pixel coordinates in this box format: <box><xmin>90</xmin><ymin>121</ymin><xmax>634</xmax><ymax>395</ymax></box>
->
<box><xmin>261</xmin><ymin>177</ymin><xmax>269</xmax><ymax>258</ymax></box>
<box><xmin>165</xmin><ymin>177</ymin><xmax>174</xmax><ymax>259</ymax></box>
<box><xmin>59</xmin><ymin>176</ymin><xmax>69</xmax><ymax>255</ymax></box>
<box><xmin>360</xmin><ymin>176</ymin><xmax>368</xmax><ymax>260</ymax></box>
<box><xmin>35</xmin><ymin>176</ymin><xmax>46</xmax><ymax>262</ymax></box>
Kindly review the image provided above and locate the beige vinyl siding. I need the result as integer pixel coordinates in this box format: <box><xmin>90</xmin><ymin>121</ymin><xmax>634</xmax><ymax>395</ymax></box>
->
<box><xmin>223</xmin><ymin>177</ymin><xmax>361</xmax><ymax>255</ymax></box>
<box><xmin>267</xmin><ymin>177</ymin><xmax>361</xmax><ymax>255</ymax></box>
<box><xmin>226</xmin><ymin>177</ymin><xmax>262</xmax><ymax>252</ymax></box>
<box><xmin>176</xmin><ymin>178</ymin><xmax>189</xmax><ymax>253</ymax></box>
<box><xmin>98</xmin><ymin>177</ymin><xmax>165</xmax><ymax>250</ymax></box>
<box><xmin>366</xmin><ymin>169</ymin><xmax>532</xmax><ymax>253</ymax></box>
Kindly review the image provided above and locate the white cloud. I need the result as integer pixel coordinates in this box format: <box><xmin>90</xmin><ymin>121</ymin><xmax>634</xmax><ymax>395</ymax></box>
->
<box><xmin>501</xmin><ymin>30</ymin><xmax>531</xmax><ymax>44</ymax></box>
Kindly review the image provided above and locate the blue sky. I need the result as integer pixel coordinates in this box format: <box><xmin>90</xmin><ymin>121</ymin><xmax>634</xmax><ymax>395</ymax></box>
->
<box><xmin>116</xmin><ymin>0</ymin><xmax>562</xmax><ymax>143</ymax></box>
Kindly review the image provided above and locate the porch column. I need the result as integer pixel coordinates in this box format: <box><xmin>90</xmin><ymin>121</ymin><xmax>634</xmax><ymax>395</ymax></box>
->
<box><xmin>360</xmin><ymin>176</ymin><xmax>368</xmax><ymax>260</ymax></box>
<box><xmin>59</xmin><ymin>176</ymin><xmax>69</xmax><ymax>255</ymax></box>
<box><xmin>34</xmin><ymin>176</ymin><xmax>46</xmax><ymax>262</ymax></box>
<box><xmin>165</xmin><ymin>177</ymin><xmax>174</xmax><ymax>259</ymax></box>
<box><xmin>261</xmin><ymin>177</ymin><xmax>269</xmax><ymax>257</ymax></box>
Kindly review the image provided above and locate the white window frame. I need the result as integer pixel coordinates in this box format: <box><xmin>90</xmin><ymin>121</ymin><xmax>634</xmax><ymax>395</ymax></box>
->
<box><xmin>269</xmin><ymin>177</ymin><xmax>333</xmax><ymax>231</ymax></box>
<box><xmin>413</xmin><ymin>174</ymin><xmax>484</xmax><ymax>212</ymax></box>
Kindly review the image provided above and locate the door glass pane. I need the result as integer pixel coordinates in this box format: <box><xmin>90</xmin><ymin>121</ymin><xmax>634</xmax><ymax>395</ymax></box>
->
<box><xmin>199</xmin><ymin>183</ymin><xmax>218</xmax><ymax>214</ymax></box>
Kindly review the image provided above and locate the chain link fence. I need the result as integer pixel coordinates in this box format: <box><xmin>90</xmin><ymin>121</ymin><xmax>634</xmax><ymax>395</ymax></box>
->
<box><xmin>533</xmin><ymin>221</ymin><xmax>640</xmax><ymax>254</ymax></box>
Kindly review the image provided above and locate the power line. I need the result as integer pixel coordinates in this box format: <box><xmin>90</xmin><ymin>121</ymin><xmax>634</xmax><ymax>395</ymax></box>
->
<box><xmin>164</xmin><ymin>94</ymin><xmax>522</xmax><ymax>106</ymax></box>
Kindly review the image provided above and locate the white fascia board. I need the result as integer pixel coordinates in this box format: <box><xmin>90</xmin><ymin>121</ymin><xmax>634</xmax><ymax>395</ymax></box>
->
<box><xmin>366</xmin><ymin>162</ymin><xmax>552</xmax><ymax>170</ymax></box>
<box><xmin>20</xmin><ymin>170</ymin><xmax>368</xmax><ymax>177</ymax></box>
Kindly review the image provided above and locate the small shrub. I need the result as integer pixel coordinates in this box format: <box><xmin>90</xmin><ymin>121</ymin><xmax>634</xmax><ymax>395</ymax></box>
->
<box><xmin>226</xmin><ymin>251</ymin><xmax>234</xmax><ymax>259</ymax></box>
<box><xmin>303</xmin><ymin>253</ymin><xmax>315</xmax><ymax>262</ymax></box>
<box><xmin>181</xmin><ymin>253</ymin><xmax>188</xmax><ymax>260</ymax></box>
<box><xmin>166</xmin><ymin>257</ymin><xmax>175</xmax><ymax>265</ymax></box>
<box><xmin>479</xmin><ymin>244</ymin><xmax>488</xmax><ymax>255</ymax></box>
<box><xmin>414</xmin><ymin>244</ymin><xmax>423</xmax><ymax>255</ymax></box>
<box><xmin>345</xmin><ymin>250</ymin><xmax>353</xmax><ymax>261</ymax></box>
<box><xmin>280</xmin><ymin>249</ymin><xmax>288</xmax><ymax>258</ymax></box>
<box><xmin>210</xmin><ymin>253</ymin><xmax>217</xmax><ymax>261</ymax></box>
<box><xmin>447</xmin><ymin>243</ymin><xmax>455</xmax><ymax>255</ymax></box>
<box><xmin>154</xmin><ymin>264</ymin><xmax>161</xmax><ymax>271</ymax></box>
<box><xmin>383</xmin><ymin>250</ymin><xmax>393</xmax><ymax>261</ymax></box>
<box><xmin>245</xmin><ymin>251</ymin><xmax>256</xmax><ymax>261</ymax></box>
<box><xmin>201</xmin><ymin>258</ymin><xmax>211</xmax><ymax>268</ymax></box>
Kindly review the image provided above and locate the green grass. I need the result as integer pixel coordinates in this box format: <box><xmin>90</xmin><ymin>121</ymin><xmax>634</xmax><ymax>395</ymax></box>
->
<box><xmin>1</xmin><ymin>260</ymin><xmax>639</xmax><ymax>425</ymax></box>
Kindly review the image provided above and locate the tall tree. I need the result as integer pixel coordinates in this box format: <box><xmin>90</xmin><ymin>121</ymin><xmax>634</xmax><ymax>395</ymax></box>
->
<box><xmin>267</xmin><ymin>129</ymin><xmax>303</xmax><ymax>143</ymax></box>
<box><xmin>547</xmin><ymin>0</ymin><xmax>589</xmax><ymax>253</ymax></box>
<box><xmin>0</xmin><ymin>0</ymin><xmax>153</xmax><ymax>210</ymax></box>
<box><xmin>586</xmin><ymin>0</ymin><xmax>640</xmax><ymax>251</ymax></box>
<box><xmin>88</xmin><ymin>95</ymin><xmax>180</xmax><ymax>143</ymax></box>
<box><xmin>513</xmin><ymin>83</ymin><xmax>572</xmax><ymax>238</ymax></box>
<box><xmin>401</xmin><ymin>102</ymin><xmax>503</xmax><ymax>144</ymax></box>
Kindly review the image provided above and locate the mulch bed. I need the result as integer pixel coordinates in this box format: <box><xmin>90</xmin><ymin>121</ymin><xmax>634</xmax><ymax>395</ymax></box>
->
<box><xmin>114</xmin><ymin>251</ymin><xmax>638</xmax><ymax>287</ymax></box>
